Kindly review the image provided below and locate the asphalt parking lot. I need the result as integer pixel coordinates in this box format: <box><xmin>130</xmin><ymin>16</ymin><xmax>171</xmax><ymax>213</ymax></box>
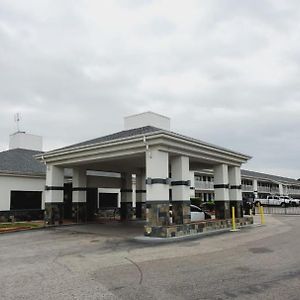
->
<box><xmin>0</xmin><ymin>215</ymin><xmax>299</xmax><ymax>300</ymax></box>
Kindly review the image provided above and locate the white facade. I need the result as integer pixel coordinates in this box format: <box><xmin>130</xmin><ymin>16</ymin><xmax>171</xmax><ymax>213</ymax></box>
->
<box><xmin>0</xmin><ymin>174</ymin><xmax>45</xmax><ymax>211</ymax></box>
<box><xmin>124</xmin><ymin>111</ymin><xmax>171</xmax><ymax>131</ymax></box>
<box><xmin>9</xmin><ymin>132</ymin><xmax>43</xmax><ymax>151</ymax></box>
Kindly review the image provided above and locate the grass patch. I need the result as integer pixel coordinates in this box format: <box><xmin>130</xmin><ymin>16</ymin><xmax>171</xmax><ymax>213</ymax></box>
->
<box><xmin>0</xmin><ymin>222</ymin><xmax>43</xmax><ymax>229</ymax></box>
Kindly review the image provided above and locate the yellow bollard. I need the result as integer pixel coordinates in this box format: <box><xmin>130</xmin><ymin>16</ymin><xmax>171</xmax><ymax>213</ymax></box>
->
<box><xmin>230</xmin><ymin>206</ymin><xmax>240</xmax><ymax>232</ymax></box>
<box><xmin>259</xmin><ymin>205</ymin><xmax>265</xmax><ymax>225</ymax></box>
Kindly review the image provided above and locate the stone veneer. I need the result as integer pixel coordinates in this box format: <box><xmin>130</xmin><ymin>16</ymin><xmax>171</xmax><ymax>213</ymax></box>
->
<box><xmin>45</xmin><ymin>203</ymin><xmax>64</xmax><ymax>225</ymax></box>
<box><xmin>72</xmin><ymin>202</ymin><xmax>87</xmax><ymax>223</ymax></box>
<box><xmin>144</xmin><ymin>216</ymin><xmax>253</xmax><ymax>238</ymax></box>
<box><xmin>172</xmin><ymin>201</ymin><xmax>191</xmax><ymax>224</ymax></box>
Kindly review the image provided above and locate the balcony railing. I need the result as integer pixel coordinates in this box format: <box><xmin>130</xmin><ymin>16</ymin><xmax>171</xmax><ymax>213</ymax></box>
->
<box><xmin>194</xmin><ymin>181</ymin><xmax>214</xmax><ymax>190</ymax></box>
<box><xmin>242</xmin><ymin>184</ymin><xmax>253</xmax><ymax>191</ymax></box>
<box><xmin>257</xmin><ymin>186</ymin><xmax>271</xmax><ymax>193</ymax></box>
<box><xmin>287</xmin><ymin>188</ymin><xmax>300</xmax><ymax>195</ymax></box>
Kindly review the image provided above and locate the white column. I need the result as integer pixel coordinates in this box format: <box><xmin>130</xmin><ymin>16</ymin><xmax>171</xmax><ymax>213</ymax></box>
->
<box><xmin>189</xmin><ymin>171</ymin><xmax>195</xmax><ymax>198</ymax></box>
<box><xmin>45</xmin><ymin>165</ymin><xmax>64</xmax><ymax>203</ymax></box>
<box><xmin>136</xmin><ymin>171</ymin><xmax>146</xmax><ymax>202</ymax></box>
<box><xmin>214</xmin><ymin>164</ymin><xmax>229</xmax><ymax>201</ymax></box>
<box><xmin>120</xmin><ymin>173</ymin><xmax>133</xmax><ymax>220</ymax></box>
<box><xmin>45</xmin><ymin>164</ymin><xmax>64</xmax><ymax>224</ymax></box>
<box><xmin>145</xmin><ymin>148</ymin><xmax>170</xmax><ymax>227</ymax></box>
<box><xmin>213</xmin><ymin>164</ymin><xmax>230</xmax><ymax>219</ymax></box>
<box><xmin>228</xmin><ymin>166</ymin><xmax>242</xmax><ymax>201</ymax></box>
<box><xmin>253</xmin><ymin>179</ymin><xmax>258</xmax><ymax>198</ymax></box>
<box><xmin>72</xmin><ymin>168</ymin><xmax>87</xmax><ymax>203</ymax></box>
<box><xmin>121</xmin><ymin>173</ymin><xmax>133</xmax><ymax>202</ymax></box>
<box><xmin>279</xmin><ymin>183</ymin><xmax>284</xmax><ymax>196</ymax></box>
<box><xmin>171</xmin><ymin>156</ymin><xmax>190</xmax><ymax>201</ymax></box>
<box><xmin>146</xmin><ymin>149</ymin><xmax>169</xmax><ymax>202</ymax></box>
<box><xmin>171</xmin><ymin>156</ymin><xmax>191</xmax><ymax>224</ymax></box>
<box><xmin>136</xmin><ymin>170</ymin><xmax>146</xmax><ymax>219</ymax></box>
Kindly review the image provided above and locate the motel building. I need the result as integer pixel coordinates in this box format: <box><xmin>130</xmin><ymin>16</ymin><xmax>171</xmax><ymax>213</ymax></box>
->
<box><xmin>1</xmin><ymin>112</ymin><xmax>300</xmax><ymax>237</ymax></box>
<box><xmin>37</xmin><ymin>111</ymin><xmax>252</xmax><ymax>237</ymax></box>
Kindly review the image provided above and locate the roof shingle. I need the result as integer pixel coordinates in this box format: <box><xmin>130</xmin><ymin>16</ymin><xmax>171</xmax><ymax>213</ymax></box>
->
<box><xmin>0</xmin><ymin>148</ymin><xmax>46</xmax><ymax>176</ymax></box>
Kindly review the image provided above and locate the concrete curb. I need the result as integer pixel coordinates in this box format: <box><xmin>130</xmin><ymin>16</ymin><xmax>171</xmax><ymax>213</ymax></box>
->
<box><xmin>132</xmin><ymin>223</ymin><xmax>261</xmax><ymax>244</ymax></box>
<box><xmin>0</xmin><ymin>222</ymin><xmax>92</xmax><ymax>235</ymax></box>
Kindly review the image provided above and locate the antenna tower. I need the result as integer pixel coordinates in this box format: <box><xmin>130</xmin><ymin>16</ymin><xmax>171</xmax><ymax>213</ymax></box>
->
<box><xmin>14</xmin><ymin>113</ymin><xmax>21</xmax><ymax>132</ymax></box>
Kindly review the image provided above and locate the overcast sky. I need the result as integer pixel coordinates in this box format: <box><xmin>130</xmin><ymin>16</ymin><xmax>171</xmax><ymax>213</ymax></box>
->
<box><xmin>0</xmin><ymin>0</ymin><xmax>300</xmax><ymax>178</ymax></box>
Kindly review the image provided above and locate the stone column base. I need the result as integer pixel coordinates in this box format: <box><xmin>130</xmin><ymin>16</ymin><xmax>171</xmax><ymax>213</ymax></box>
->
<box><xmin>136</xmin><ymin>202</ymin><xmax>146</xmax><ymax>219</ymax></box>
<box><xmin>172</xmin><ymin>201</ymin><xmax>191</xmax><ymax>224</ymax></box>
<box><xmin>72</xmin><ymin>202</ymin><xmax>87</xmax><ymax>223</ymax></box>
<box><xmin>146</xmin><ymin>202</ymin><xmax>170</xmax><ymax>227</ymax></box>
<box><xmin>144</xmin><ymin>216</ymin><xmax>254</xmax><ymax>238</ymax></box>
<box><xmin>230</xmin><ymin>201</ymin><xmax>243</xmax><ymax>218</ymax></box>
<box><xmin>45</xmin><ymin>203</ymin><xmax>64</xmax><ymax>225</ymax></box>
<box><xmin>215</xmin><ymin>201</ymin><xmax>231</xmax><ymax>220</ymax></box>
<box><xmin>120</xmin><ymin>202</ymin><xmax>133</xmax><ymax>221</ymax></box>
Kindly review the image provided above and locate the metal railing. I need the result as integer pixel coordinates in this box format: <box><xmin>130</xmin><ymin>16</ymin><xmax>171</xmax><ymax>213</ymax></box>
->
<box><xmin>242</xmin><ymin>184</ymin><xmax>253</xmax><ymax>191</ymax></box>
<box><xmin>194</xmin><ymin>181</ymin><xmax>214</xmax><ymax>190</ymax></box>
<box><xmin>257</xmin><ymin>186</ymin><xmax>271</xmax><ymax>193</ymax></box>
<box><xmin>257</xmin><ymin>206</ymin><xmax>300</xmax><ymax>215</ymax></box>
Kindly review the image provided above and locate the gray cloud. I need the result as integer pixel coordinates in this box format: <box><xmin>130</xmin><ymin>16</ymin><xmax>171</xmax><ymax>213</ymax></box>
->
<box><xmin>0</xmin><ymin>0</ymin><xmax>299</xmax><ymax>178</ymax></box>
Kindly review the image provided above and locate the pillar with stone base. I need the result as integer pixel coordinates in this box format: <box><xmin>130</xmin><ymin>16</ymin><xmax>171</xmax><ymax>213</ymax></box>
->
<box><xmin>136</xmin><ymin>170</ymin><xmax>146</xmax><ymax>219</ymax></box>
<box><xmin>72</xmin><ymin>168</ymin><xmax>87</xmax><ymax>223</ymax></box>
<box><xmin>229</xmin><ymin>166</ymin><xmax>243</xmax><ymax>218</ymax></box>
<box><xmin>214</xmin><ymin>164</ymin><xmax>230</xmax><ymax>219</ymax></box>
<box><xmin>145</xmin><ymin>148</ymin><xmax>170</xmax><ymax>235</ymax></box>
<box><xmin>45</xmin><ymin>165</ymin><xmax>64</xmax><ymax>225</ymax></box>
<box><xmin>120</xmin><ymin>173</ymin><xmax>133</xmax><ymax>221</ymax></box>
<box><xmin>171</xmin><ymin>156</ymin><xmax>191</xmax><ymax>225</ymax></box>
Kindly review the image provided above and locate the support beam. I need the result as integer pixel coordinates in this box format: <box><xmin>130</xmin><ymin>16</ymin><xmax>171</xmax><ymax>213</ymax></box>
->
<box><xmin>120</xmin><ymin>173</ymin><xmax>133</xmax><ymax>221</ymax></box>
<box><xmin>214</xmin><ymin>164</ymin><xmax>230</xmax><ymax>219</ymax></box>
<box><xmin>45</xmin><ymin>165</ymin><xmax>64</xmax><ymax>225</ymax></box>
<box><xmin>228</xmin><ymin>166</ymin><xmax>243</xmax><ymax>218</ymax></box>
<box><xmin>145</xmin><ymin>148</ymin><xmax>170</xmax><ymax>227</ymax></box>
<box><xmin>136</xmin><ymin>170</ymin><xmax>146</xmax><ymax>219</ymax></box>
<box><xmin>171</xmin><ymin>156</ymin><xmax>191</xmax><ymax>225</ymax></box>
<box><xmin>72</xmin><ymin>168</ymin><xmax>87</xmax><ymax>223</ymax></box>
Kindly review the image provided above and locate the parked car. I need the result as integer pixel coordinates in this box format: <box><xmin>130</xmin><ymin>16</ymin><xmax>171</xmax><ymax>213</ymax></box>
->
<box><xmin>190</xmin><ymin>204</ymin><xmax>211</xmax><ymax>222</ymax></box>
<box><xmin>169</xmin><ymin>204</ymin><xmax>211</xmax><ymax>222</ymax></box>
<box><xmin>289</xmin><ymin>197</ymin><xmax>300</xmax><ymax>207</ymax></box>
<box><xmin>255</xmin><ymin>195</ymin><xmax>290</xmax><ymax>207</ymax></box>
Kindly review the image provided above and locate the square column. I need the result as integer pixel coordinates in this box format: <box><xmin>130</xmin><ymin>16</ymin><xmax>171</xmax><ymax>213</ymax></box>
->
<box><xmin>228</xmin><ymin>166</ymin><xmax>243</xmax><ymax>218</ymax></box>
<box><xmin>213</xmin><ymin>164</ymin><xmax>230</xmax><ymax>219</ymax></box>
<box><xmin>72</xmin><ymin>168</ymin><xmax>87</xmax><ymax>223</ymax></box>
<box><xmin>136</xmin><ymin>170</ymin><xmax>146</xmax><ymax>219</ymax></box>
<box><xmin>45</xmin><ymin>165</ymin><xmax>64</xmax><ymax>225</ymax></box>
<box><xmin>171</xmin><ymin>156</ymin><xmax>191</xmax><ymax>224</ymax></box>
<box><xmin>189</xmin><ymin>171</ymin><xmax>196</xmax><ymax>198</ymax></box>
<box><xmin>279</xmin><ymin>183</ymin><xmax>284</xmax><ymax>196</ymax></box>
<box><xmin>253</xmin><ymin>179</ymin><xmax>258</xmax><ymax>199</ymax></box>
<box><xmin>120</xmin><ymin>173</ymin><xmax>133</xmax><ymax>221</ymax></box>
<box><xmin>145</xmin><ymin>148</ymin><xmax>170</xmax><ymax>228</ymax></box>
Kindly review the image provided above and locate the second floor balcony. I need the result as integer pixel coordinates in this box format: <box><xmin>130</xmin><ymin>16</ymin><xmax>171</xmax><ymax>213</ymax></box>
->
<box><xmin>194</xmin><ymin>181</ymin><xmax>214</xmax><ymax>190</ymax></box>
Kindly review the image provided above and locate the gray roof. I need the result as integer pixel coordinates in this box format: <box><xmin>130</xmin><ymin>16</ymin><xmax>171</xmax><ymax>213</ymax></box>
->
<box><xmin>241</xmin><ymin>169</ymin><xmax>300</xmax><ymax>185</ymax></box>
<box><xmin>0</xmin><ymin>148</ymin><xmax>46</xmax><ymax>176</ymax></box>
<box><xmin>59</xmin><ymin>126</ymin><xmax>161</xmax><ymax>151</ymax></box>
<box><xmin>47</xmin><ymin>126</ymin><xmax>250</xmax><ymax>159</ymax></box>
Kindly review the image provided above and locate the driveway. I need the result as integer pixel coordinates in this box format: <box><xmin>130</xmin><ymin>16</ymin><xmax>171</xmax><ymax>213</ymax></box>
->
<box><xmin>0</xmin><ymin>215</ymin><xmax>299</xmax><ymax>299</ymax></box>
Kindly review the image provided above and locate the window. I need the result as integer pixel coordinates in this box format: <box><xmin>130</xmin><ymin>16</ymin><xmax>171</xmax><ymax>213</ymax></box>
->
<box><xmin>98</xmin><ymin>193</ymin><xmax>118</xmax><ymax>208</ymax></box>
<box><xmin>10</xmin><ymin>191</ymin><xmax>42</xmax><ymax>210</ymax></box>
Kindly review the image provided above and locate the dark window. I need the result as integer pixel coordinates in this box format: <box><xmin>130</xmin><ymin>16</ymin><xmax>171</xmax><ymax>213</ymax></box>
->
<box><xmin>10</xmin><ymin>191</ymin><xmax>42</xmax><ymax>210</ymax></box>
<box><xmin>98</xmin><ymin>193</ymin><xmax>118</xmax><ymax>208</ymax></box>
